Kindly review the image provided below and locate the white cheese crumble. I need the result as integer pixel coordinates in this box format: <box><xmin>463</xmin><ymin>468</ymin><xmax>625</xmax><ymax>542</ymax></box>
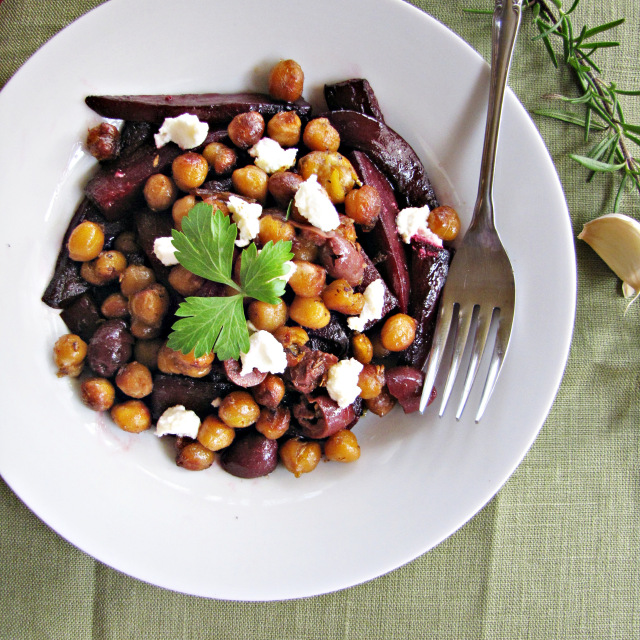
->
<box><xmin>347</xmin><ymin>279</ymin><xmax>386</xmax><ymax>332</ymax></box>
<box><xmin>153</xmin><ymin>236</ymin><xmax>179</xmax><ymax>266</ymax></box>
<box><xmin>278</xmin><ymin>260</ymin><xmax>296</xmax><ymax>283</ymax></box>
<box><xmin>396</xmin><ymin>205</ymin><xmax>443</xmax><ymax>246</ymax></box>
<box><xmin>154</xmin><ymin>114</ymin><xmax>209</xmax><ymax>150</ymax></box>
<box><xmin>155</xmin><ymin>405</ymin><xmax>201</xmax><ymax>438</ymax></box>
<box><xmin>227</xmin><ymin>195</ymin><xmax>262</xmax><ymax>247</ymax></box>
<box><xmin>293</xmin><ymin>174</ymin><xmax>340</xmax><ymax>232</ymax></box>
<box><xmin>249</xmin><ymin>137</ymin><xmax>297</xmax><ymax>174</ymax></box>
<box><xmin>326</xmin><ymin>358</ymin><xmax>364</xmax><ymax>409</ymax></box>
<box><xmin>240</xmin><ymin>330</ymin><xmax>288</xmax><ymax>376</ymax></box>
<box><xmin>211</xmin><ymin>398</ymin><xmax>222</xmax><ymax>408</ymax></box>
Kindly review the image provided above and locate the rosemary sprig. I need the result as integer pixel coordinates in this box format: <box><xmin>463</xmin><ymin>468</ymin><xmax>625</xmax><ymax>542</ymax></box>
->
<box><xmin>467</xmin><ymin>0</ymin><xmax>640</xmax><ymax>212</ymax></box>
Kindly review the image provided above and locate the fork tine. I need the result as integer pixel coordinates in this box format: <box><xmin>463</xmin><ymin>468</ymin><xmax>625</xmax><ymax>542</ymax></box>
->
<box><xmin>474</xmin><ymin>308</ymin><xmax>514</xmax><ymax>422</ymax></box>
<box><xmin>419</xmin><ymin>301</ymin><xmax>455</xmax><ymax>412</ymax></box>
<box><xmin>438</xmin><ymin>305</ymin><xmax>475</xmax><ymax>417</ymax></box>
<box><xmin>454</xmin><ymin>306</ymin><xmax>495</xmax><ymax>420</ymax></box>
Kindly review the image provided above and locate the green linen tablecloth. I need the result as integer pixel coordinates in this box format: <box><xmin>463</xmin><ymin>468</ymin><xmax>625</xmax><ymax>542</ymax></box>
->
<box><xmin>1</xmin><ymin>0</ymin><xmax>638</xmax><ymax>638</ymax></box>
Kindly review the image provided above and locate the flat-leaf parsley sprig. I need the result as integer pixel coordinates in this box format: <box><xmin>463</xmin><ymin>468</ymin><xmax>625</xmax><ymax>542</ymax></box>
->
<box><xmin>166</xmin><ymin>203</ymin><xmax>293</xmax><ymax>361</ymax></box>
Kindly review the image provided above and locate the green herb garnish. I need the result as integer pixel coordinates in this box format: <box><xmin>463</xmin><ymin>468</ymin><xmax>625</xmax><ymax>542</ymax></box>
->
<box><xmin>166</xmin><ymin>203</ymin><xmax>293</xmax><ymax>360</ymax></box>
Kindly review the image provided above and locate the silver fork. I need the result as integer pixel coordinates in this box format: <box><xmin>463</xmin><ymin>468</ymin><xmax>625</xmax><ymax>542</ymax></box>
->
<box><xmin>419</xmin><ymin>0</ymin><xmax>521</xmax><ymax>422</ymax></box>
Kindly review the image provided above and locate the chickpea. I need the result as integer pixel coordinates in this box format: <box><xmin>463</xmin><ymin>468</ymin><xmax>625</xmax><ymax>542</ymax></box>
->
<box><xmin>344</xmin><ymin>185</ymin><xmax>381</xmax><ymax>229</ymax></box>
<box><xmin>197</xmin><ymin>415</ymin><xmax>235</xmax><ymax>451</ymax></box>
<box><xmin>120</xmin><ymin>264</ymin><xmax>156</xmax><ymax>297</ymax></box>
<box><xmin>303</xmin><ymin>117</ymin><xmax>340</xmax><ymax>152</ymax></box>
<box><xmin>366</xmin><ymin>387</ymin><xmax>396</xmax><ymax>417</ymax></box>
<box><xmin>291</xmin><ymin>234</ymin><xmax>319</xmax><ymax>262</ymax></box>
<box><xmin>321</xmin><ymin>279</ymin><xmax>365</xmax><ymax>316</ymax></box>
<box><xmin>168</xmin><ymin>264</ymin><xmax>204</xmax><ymax>297</ymax></box>
<box><xmin>110</xmin><ymin>400</ymin><xmax>151</xmax><ymax>433</ymax></box>
<box><xmin>380</xmin><ymin>314</ymin><xmax>417</xmax><ymax>352</ymax></box>
<box><xmin>324</xmin><ymin>429</ymin><xmax>361</xmax><ymax>463</ymax></box>
<box><xmin>130</xmin><ymin>319</ymin><xmax>162</xmax><ymax>340</ymax></box>
<box><xmin>128</xmin><ymin>283</ymin><xmax>170</xmax><ymax>327</ymax></box>
<box><xmin>267</xmin><ymin>111</ymin><xmax>301</xmax><ymax>147</ymax></box>
<box><xmin>298</xmin><ymin>151</ymin><xmax>358</xmax><ymax>204</ymax></box>
<box><xmin>273</xmin><ymin>325</ymin><xmax>309</xmax><ymax>349</ymax></box>
<box><xmin>227</xmin><ymin>111</ymin><xmax>265</xmax><ymax>149</ymax></box>
<box><xmin>289</xmin><ymin>295</ymin><xmax>331</xmax><ymax>329</ymax></box>
<box><xmin>336</xmin><ymin>215</ymin><xmax>357</xmax><ymax>243</ymax></box>
<box><xmin>252</xmin><ymin>374</ymin><xmax>286</xmax><ymax>409</ymax></box>
<box><xmin>370</xmin><ymin>332</ymin><xmax>391</xmax><ymax>360</ymax></box>
<box><xmin>279</xmin><ymin>439</ymin><xmax>321</xmax><ymax>477</ymax></box>
<box><xmin>255</xmin><ymin>406</ymin><xmax>290</xmax><ymax>440</ymax></box>
<box><xmin>100</xmin><ymin>292</ymin><xmax>129</xmax><ymax>319</ymax></box>
<box><xmin>177</xmin><ymin>442</ymin><xmax>215</xmax><ymax>470</ymax></box>
<box><xmin>157</xmin><ymin>344</ymin><xmax>214</xmax><ymax>378</ymax></box>
<box><xmin>53</xmin><ymin>334</ymin><xmax>87</xmax><ymax>377</ymax></box>
<box><xmin>67</xmin><ymin>221</ymin><xmax>104</xmax><ymax>262</ymax></box>
<box><xmin>202</xmin><ymin>142</ymin><xmax>237</xmax><ymax>175</ymax></box>
<box><xmin>267</xmin><ymin>171</ymin><xmax>303</xmax><ymax>208</ymax></box>
<box><xmin>172</xmin><ymin>152</ymin><xmax>208</xmax><ymax>191</ymax></box>
<box><xmin>115</xmin><ymin>361</ymin><xmax>153</xmax><ymax>399</ymax></box>
<box><xmin>172</xmin><ymin>194</ymin><xmax>196</xmax><ymax>231</ymax></box>
<box><xmin>133</xmin><ymin>339</ymin><xmax>163</xmax><ymax>370</ymax></box>
<box><xmin>218</xmin><ymin>391</ymin><xmax>260</xmax><ymax>428</ymax></box>
<box><xmin>428</xmin><ymin>205</ymin><xmax>461</xmax><ymax>242</ymax></box>
<box><xmin>268</xmin><ymin>60</ymin><xmax>304</xmax><ymax>102</ymax></box>
<box><xmin>358</xmin><ymin>364</ymin><xmax>385</xmax><ymax>400</ymax></box>
<box><xmin>86</xmin><ymin>122</ymin><xmax>120</xmax><ymax>161</ymax></box>
<box><xmin>258</xmin><ymin>213</ymin><xmax>295</xmax><ymax>245</ymax></box>
<box><xmin>351</xmin><ymin>333</ymin><xmax>373</xmax><ymax>364</ymax></box>
<box><xmin>247</xmin><ymin>299</ymin><xmax>288</xmax><ymax>332</ymax></box>
<box><xmin>143</xmin><ymin>173</ymin><xmax>177</xmax><ymax>212</ymax></box>
<box><xmin>204</xmin><ymin>198</ymin><xmax>229</xmax><ymax>217</ymax></box>
<box><xmin>81</xmin><ymin>377</ymin><xmax>115</xmax><ymax>412</ymax></box>
<box><xmin>232</xmin><ymin>165</ymin><xmax>268</xmax><ymax>203</ymax></box>
<box><xmin>81</xmin><ymin>250</ymin><xmax>127</xmax><ymax>285</ymax></box>
<box><xmin>286</xmin><ymin>260</ymin><xmax>324</xmax><ymax>298</ymax></box>
<box><xmin>113</xmin><ymin>230</ymin><xmax>139</xmax><ymax>256</ymax></box>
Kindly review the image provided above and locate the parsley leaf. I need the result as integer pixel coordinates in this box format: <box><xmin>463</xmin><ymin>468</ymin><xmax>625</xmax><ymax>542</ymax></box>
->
<box><xmin>240</xmin><ymin>241</ymin><xmax>293</xmax><ymax>304</ymax></box>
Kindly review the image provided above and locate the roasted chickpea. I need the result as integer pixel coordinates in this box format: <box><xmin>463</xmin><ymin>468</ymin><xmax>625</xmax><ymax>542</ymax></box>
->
<box><xmin>252</xmin><ymin>374</ymin><xmax>286</xmax><ymax>409</ymax></box>
<box><xmin>273</xmin><ymin>325</ymin><xmax>309</xmax><ymax>349</ymax></box>
<box><xmin>370</xmin><ymin>332</ymin><xmax>391</xmax><ymax>360</ymax></box>
<box><xmin>227</xmin><ymin>111</ymin><xmax>265</xmax><ymax>149</ymax></box>
<box><xmin>303</xmin><ymin>117</ymin><xmax>340</xmax><ymax>152</ymax></box>
<box><xmin>143</xmin><ymin>173</ymin><xmax>177</xmax><ymax>212</ymax></box>
<box><xmin>202</xmin><ymin>142</ymin><xmax>237</xmax><ymax>175</ymax></box>
<box><xmin>129</xmin><ymin>319</ymin><xmax>162</xmax><ymax>340</ymax></box>
<box><xmin>291</xmin><ymin>234</ymin><xmax>319</xmax><ymax>262</ymax></box>
<box><xmin>280</xmin><ymin>439</ymin><xmax>321</xmax><ymax>477</ymax></box>
<box><xmin>351</xmin><ymin>333</ymin><xmax>373</xmax><ymax>364</ymax></box>
<box><xmin>322</xmin><ymin>279</ymin><xmax>365</xmax><ymax>316</ymax></box>
<box><xmin>91</xmin><ymin>250</ymin><xmax>127</xmax><ymax>283</ymax></box>
<box><xmin>258</xmin><ymin>213</ymin><xmax>296</xmax><ymax>245</ymax></box>
<box><xmin>133</xmin><ymin>339</ymin><xmax>163</xmax><ymax>370</ymax></box>
<box><xmin>380</xmin><ymin>313</ymin><xmax>417</xmax><ymax>352</ymax></box>
<box><xmin>80</xmin><ymin>258</ymin><xmax>107</xmax><ymax>285</ymax></box>
<box><xmin>267</xmin><ymin>171</ymin><xmax>303</xmax><ymax>208</ymax></box>
<box><xmin>81</xmin><ymin>377</ymin><xmax>115</xmax><ymax>411</ymax></box>
<box><xmin>113</xmin><ymin>230</ymin><xmax>139</xmax><ymax>256</ymax></box>
<box><xmin>53</xmin><ymin>334</ymin><xmax>87</xmax><ymax>377</ymax></box>
<box><xmin>101</xmin><ymin>292</ymin><xmax>129</xmax><ymax>319</ymax></box>
<box><xmin>289</xmin><ymin>295</ymin><xmax>331</xmax><ymax>329</ymax></box>
<box><xmin>204</xmin><ymin>198</ymin><xmax>229</xmax><ymax>217</ymax></box>
<box><xmin>67</xmin><ymin>221</ymin><xmax>104</xmax><ymax>262</ymax></box>
<box><xmin>428</xmin><ymin>205</ymin><xmax>461</xmax><ymax>242</ymax></box>
<box><xmin>336</xmin><ymin>215</ymin><xmax>357</xmax><ymax>243</ymax></box>
<box><xmin>197</xmin><ymin>415</ymin><xmax>235</xmax><ymax>451</ymax></box>
<box><xmin>110</xmin><ymin>400</ymin><xmax>151</xmax><ymax>433</ymax></box>
<box><xmin>255</xmin><ymin>406</ymin><xmax>291</xmax><ymax>440</ymax></box>
<box><xmin>267</xmin><ymin>111</ymin><xmax>301</xmax><ymax>147</ymax></box>
<box><xmin>365</xmin><ymin>387</ymin><xmax>396</xmax><ymax>417</ymax></box>
<box><xmin>172</xmin><ymin>152</ymin><xmax>208</xmax><ymax>191</ymax></box>
<box><xmin>247</xmin><ymin>299</ymin><xmax>288</xmax><ymax>332</ymax></box>
<box><xmin>86</xmin><ymin>122</ymin><xmax>120</xmax><ymax>161</ymax></box>
<box><xmin>298</xmin><ymin>151</ymin><xmax>358</xmax><ymax>204</ymax></box>
<box><xmin>358</xmin><ymin>364</ymin><xmax>385</xmax><ymax>400</ymax></box>
<box><xmin>157</xmin><ymin>344</ymin><xmax>214</xmax><ymax>378</ymax></box>
<box><xmin>324</xmin><ymin>429</ymin><xmax>361</xmax><ymax>463</ymax></box>
<box><xmin>268</xmin><ymin>59</ymin><xmax>304</xmax><ymax>102</ymax></box>
<box><xmin>218</xmin><ymin>391</ymin><xmax>260</xmax><ymax>428</ymax></box>
<box><xmin>344</xmin><ymin>185</ymin><xmax>381</xmax><ymax>229</ymax></box>
<box><xmin>287</xmin><ymin>260</ymin><xmax>326</xmax><ymax>298</ymax></box>
<box><xmin>172</xmin><ymin>194</ymin><xmax>196</xmax><ymax>231</ymax></box>
<box><xmin>168</xmin><ymin>264</ymin><xmax>205</xmax><ymax>297</ymax></box>
<box><xmin>115</xmin><ymin>361</ymin><xmax>153</xmax><ymax>398</ymax></box>
<box><xmin>128</xmin><ymin>283</ymin><xmax>170</xmax><ymax>327</ymax></box>
<box><xmin>120</xmin><ymin>264</ymin><xmax>156</xmax><ymax>297</ymax></box>
<box><xmin>177</xmin><ymin>442</ymin><xmax>214</xmax><ymax>470</ymax></box>
<box><xmin>232</xmin><ymin>165</ymin><xmax>268</xmax><ymax>203</ymax></box>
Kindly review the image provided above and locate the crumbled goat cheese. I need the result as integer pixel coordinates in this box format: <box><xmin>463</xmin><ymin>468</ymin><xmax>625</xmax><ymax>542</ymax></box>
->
<box><xmin>249</xmin><ymin>137</ymin><xmax>297</xmax><ymax>174</ymax></box>
<box><xmin>396</xmin><ymin>205</ymin><xmax>443</xmax><ymax>246</ymax></box>
<box><xmin>154</xmin><ymin>114</ymin><xmax>209</xmax><ymax>150</ymax></box>
<box><xmin>227</xmin><ymin>195</ymin><xmax>262</xmax><ymax>247</ymax></box>
<box><xmin>293</xmin><ymin>174</ymin><xmax>340</xmax><ymax>232</ymax></box>
<box><xmin>347</xmin><ymin>279</ymin><xmax>386</xmax><ymax>332</ymax></box>
<box><xmin>211</xmin><ymin>398</ymin><xmax>222</xmax><ymax>408</ymax></box>
<box><xmin>240</xmin><ymin>330</ymin><xmax>288</xmax><ymax>376</ymax></box>
<box><xmin>278</xmin><ymin>261</ymin><xmax>296</xmax><ymax>283</ymax></box>
<box><xmin>326</xmin><ymin>358</ymin><xmax>364</xmax><ymax>409</ymax></box>
<box><xmin>155</xmin><ymin>405</ymin><xmax>201</xmax><ymax>438</ymax></box>
<box><xmin>153</xmin><ymin>236</ymin><xmax>179</xmax><ymax>266</ymax></box>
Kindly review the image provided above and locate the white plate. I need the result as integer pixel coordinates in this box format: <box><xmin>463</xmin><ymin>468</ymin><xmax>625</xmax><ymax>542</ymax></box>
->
<box><xmin>0</xmin><ymin>0</ymin><xmax>575</xmax><ymax>600</ymax></box>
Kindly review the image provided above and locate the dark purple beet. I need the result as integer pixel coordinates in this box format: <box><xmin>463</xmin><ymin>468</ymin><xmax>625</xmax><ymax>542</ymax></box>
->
<box><xmin>85</xmin><ymin>93</ymin><xmax>312</xmax><ymax>124</ymax></box>
<box><xmin>306</xmin><ymin>314</ymin><xmax>349</xmax><ymax>358</ymax></box>
<box><xmin>60</xmin><ymin>294</ymin><xmax>101</xmax><ymax>342</ymax></box>
<box><xmin>326</xmin><ymin>110</ymin><xmax>439</xmax><ymax>210</ymax></box>
<box><xmin>293</xmin><ymin>393</ymin><xmax>358</xmax><ymax>439</ymax></box>
<box><xmin>116</xmin><ymin>121</ymin><xmax>155</xmax><ymax>159</ymax></box>
<box><xmin>349</xmin><ymin>151</ymin><xmax>410</xmax><ymax>313</ymax></box>
<box><xmin>386</xmin><ymin>366</ymin><xmax>426</xmax><ymax>414</ymax></box>
<box><xmin>220</xmin><ymin>431</ymin><xmax>279</xmax><ymax>479</ymax></box>
<box><xmin>223</xmin><ymin>359</ymin><xmax>267</xmax><ymax>388</ymax></box>
<box><xmin>324</xmin><ymin>78</ymin><xmax>385</xmax><ymax>121</ymax></box>
<box><xmin>133</xmin><ymin>208</ymin><xmax>173</xmax><ymax>279</ymax></box>
<box><xmin>87</xmin><ymin>319</ymin><xmax>133</xmax><ymax>377</ymax></box>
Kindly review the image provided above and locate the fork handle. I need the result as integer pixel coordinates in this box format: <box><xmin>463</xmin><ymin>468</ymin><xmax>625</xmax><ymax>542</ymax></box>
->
<box><xmin>473</xmin><ymin>0</ymin><xmax>522</xmax><ymax>231</ymax></box>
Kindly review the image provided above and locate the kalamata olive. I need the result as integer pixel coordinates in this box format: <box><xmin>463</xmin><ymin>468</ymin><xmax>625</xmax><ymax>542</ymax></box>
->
<box><xmin>87</xmin><ymin>319</ymin><xmax>134</xmax><ymax>377</ymax></box>
<box><xmin>293</xmin><ymin>393</ymin><xmax>357</xmax><ymax>439</ymax></box>
<box><xmin>223</xmin><ymin>359</ymin><xmax>268</xmax><ymax>388</ymax></box>
<box><xmin>219</xmin><ymin>431</ymin><xmax>279</xmax><ymax>478</ymax></box>
<box><xmin>386</xmin><ymin>365</ymin><xmax>425</xmax><ymax>414</ymax></box>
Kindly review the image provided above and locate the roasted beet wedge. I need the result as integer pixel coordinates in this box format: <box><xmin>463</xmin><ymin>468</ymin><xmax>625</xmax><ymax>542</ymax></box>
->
<box><xmin>349</xmin><ymin>151</ymin><xmax>410</xmax><ymax>313</ymax></box>
<box><xmin>324</xmin><ymin>78</ymin><xmax>385</xmax><ymax>121</ymax></box>
<box><xmin>86</xmin><ymin>93</ymin><xmax>312</xmax><ymax>124</ymax></box>
<box><xmin>326</xmin><ymin>110</ymin><xmax>439</xmax><ymax>210</ymax></box>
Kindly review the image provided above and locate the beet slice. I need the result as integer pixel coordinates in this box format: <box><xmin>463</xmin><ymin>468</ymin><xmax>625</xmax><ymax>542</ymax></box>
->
<box><xmin>306</xmin><ymin>314</ymin><xmax>350</xmax><ymax>358</ymax></box>
<box><xmin>349</xmin><ymin>151</ymin><xmax>410</xmax><ymax>313</ymax></box>
<box><xmin>133</xmin><ymin>208</ymin><xmax>174</xmax><ymax>279</ymax></box>
<box><xmin>85</xmin><ymin>93</ymin><xmax>312</xmax><ymax>124</ymax></box>
<box><xmin>326</xmin><ymin>110</ymin><xmax>439</xmax><ymax>210</ymax></box>
<box><xmin>60</xmin><ymin>294</ymin><xmax>102</xmax><ymax>342</ymax></box>
<box><xmin>324</xmin><ymin>78</ymin><xmax>385</xmax><ymax>121</ymax></box>
<box><xmin>293</xmin><ymin>393</ymin><xmax>358</xmax><ymax>439</ymax></box>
